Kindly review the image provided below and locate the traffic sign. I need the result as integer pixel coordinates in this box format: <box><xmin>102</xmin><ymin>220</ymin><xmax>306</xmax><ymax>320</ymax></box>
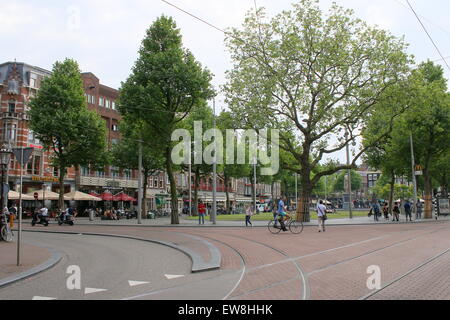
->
<box><xmin>34</xmin><ymin>192</ymin><xmax>38</xmax><ymax>200</ymax></box>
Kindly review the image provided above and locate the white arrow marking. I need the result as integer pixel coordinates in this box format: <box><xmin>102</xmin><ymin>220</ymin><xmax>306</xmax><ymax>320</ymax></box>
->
<box><xmin>32</xmin><ymin>296</ymin><xmax>57</xmax><ymax>300</ymax></box>
<box><xmin>84</xmin><ymin>287</ymin><xmax>108</xmax><ymax>295</ymax></box>
<box><xmin>128</xmin><ymin>280</ymin><xmax>149</xmax><ymax>287</ymax></box>
<box><xmin>165</xmin><ymin>274</ymin><xmax>185</xmax><ymax>280</ymax></box>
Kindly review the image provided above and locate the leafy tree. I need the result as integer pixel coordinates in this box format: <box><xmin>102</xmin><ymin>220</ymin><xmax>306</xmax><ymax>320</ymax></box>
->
<box><xmin>333</xmin><ymin>170</ymin><xmax>362</xmax><ymax>192</ymax></box>
<box><xmin>111</xmin><ymin>119</ymin><xmax>165</xmax><ymax>219</ymax></box>
<box><xmin>119</xmin><ymin>16</ymin><xmax>213</xmax><ymax>224</ymax></box>
<box><xmin>181</xmin><ymin>101</ymin><xmax>214</xmax><ymax>216</ymax></box>
<box><xmin>216</xmin><ymin>111</ymin><xmax>251</xmax><ymax>214</ymax></box>
<box><xmin>224</xmin><ymin>0</ymin><xmax>412</xmax><ymax>221</ymax></box>
<box><xmin>29</xmin><ymin>59</ymin><xmax>109</xmax><ymax>210</ymax></box>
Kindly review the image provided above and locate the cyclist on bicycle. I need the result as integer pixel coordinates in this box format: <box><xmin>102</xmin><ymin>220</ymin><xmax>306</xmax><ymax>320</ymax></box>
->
<box><xmin>276</xmin><ymin>197</ymin><xmax>289</xmax><ymax>232</ymax></box>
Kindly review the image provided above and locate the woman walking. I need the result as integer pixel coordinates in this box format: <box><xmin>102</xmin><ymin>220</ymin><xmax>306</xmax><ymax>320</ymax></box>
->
<box><xmin>245</xmin><ymin>205</ymin><xmax>253</xmax><ymax>227</ymax></box>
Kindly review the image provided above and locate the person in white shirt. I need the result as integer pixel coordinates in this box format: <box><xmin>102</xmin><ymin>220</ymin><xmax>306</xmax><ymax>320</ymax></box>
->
<box><xmin>317</xmin><ymin>200</ymin><xmax>327</xmax><ymax>233</ymax></box>
<box><xmin>39</xmin><ymin>206</ymin><xmax>48</xmax><ymax>217</ymax></box>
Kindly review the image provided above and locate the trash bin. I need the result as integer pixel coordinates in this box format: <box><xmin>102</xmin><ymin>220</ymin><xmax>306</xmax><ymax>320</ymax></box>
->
<box><xmin>148</xmin><ymin>212</ymin><xmax>155</xmax><ymax>219</ymax></box>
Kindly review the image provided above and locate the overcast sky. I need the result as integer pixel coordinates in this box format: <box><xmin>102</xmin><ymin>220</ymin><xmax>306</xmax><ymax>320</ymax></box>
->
<box><xmin>1</xmin><ymin>0</ymin><xmax>449</xmax><ymax>163</ymax></box>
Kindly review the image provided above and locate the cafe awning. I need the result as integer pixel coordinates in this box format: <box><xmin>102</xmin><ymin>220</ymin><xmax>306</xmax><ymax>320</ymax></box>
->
<box><xmin>8</xmin><ymin>190</ymin><xmax>35</xmax><ymax>201</ymax></box>
<box><xmin>26</xmin><ymin>189</ymin><xmax>70</xmax><ymax>201</ymax></box>
<box><xmin>64</xmin><ymin>191</ymin><xmax>102</xmax><ymax>201</ymax></box>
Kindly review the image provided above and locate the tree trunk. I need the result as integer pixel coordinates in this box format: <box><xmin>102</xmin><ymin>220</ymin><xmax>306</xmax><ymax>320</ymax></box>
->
<box><xmin>424</xmin><ymin>170</ymin><xmax>433</xmax><ymax>219</ymax></box>
<box><xmin>194</xmin><ymin>168</ymin><xmax>200</xmax><ymax>216</ymax></box>
<box><xmin>58</xmin><ymin>166</ymin><xmax>65</xmax><ymax>211</ymax></box>
<box><xmin>165</xmin><ymin>147</ymin><xmax>179</xmax><ymax>224</ymax></box>
<box><xmin>142</xmin><ymin>172</ymin><xmax>148</xmax><ymax>219</ymax></box>
<box><xmin>440</xmin><ymin>173</ymin><xmax>448</xmax><ymax>198</ymax></box>
<box><xmin>388</xmin><ymin>171</ymin><xmax>395</xmax><ymax>215</ymax></box>
<box><xmin>297</xmin><ymin>187</ymin><xmax>312</xmax><ymax>223</ymax></box>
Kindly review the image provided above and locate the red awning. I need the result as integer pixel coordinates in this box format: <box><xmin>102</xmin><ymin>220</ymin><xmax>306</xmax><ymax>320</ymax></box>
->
<box><xmin>99</xmin><ymin>191</ymin><xmax>113</xmax><ymax>201</ymax></box>
<box><xmin>112</xmin><ymin>192</ymin><xmax>136</xmax><ymax>202</ymax></box>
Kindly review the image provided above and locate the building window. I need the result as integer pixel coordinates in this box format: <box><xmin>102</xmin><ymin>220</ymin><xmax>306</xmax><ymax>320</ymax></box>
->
<box><xmin>26</xmin><ymin>155</ymin><xmax>41</xmax><ymax>175</ymax></box>
<box><xmin>159</xmin><ymin>178</ymin><xmax>163</xmax><ymax>188</ymax></box>
<box><xmin>111</xmin><ymin>138</ymin><xmax>118</xmax><ymax>145</ymax></box>
<box><xmin>81</xmin><ymin>166</ymin><xmax>89</xmax><ymax>176</ymax></box>
<box><xmin>124</xmin><ymin>169</ymin><xmax>131</xmax><ymax>180</ymax></box>
<box><xmin>112</xmin><ymin>101</ymin><xmax>116</xmax><ymax>110</ymax></box>
<box><xmin>8</xmin><ymin>100</ymin><xmax>16</xmax><ymax>113</ymax></box>
<box><xmin>106</xmin><ymin>99</ymin><xmax>110</xmax><ymax>109</ymax></box>
<box><xmin>3</xmin><ymin>123</ymin><xmax>17</xmax><ymax>142</ymax></box>
<box><xmin>99</xmin><ymin>97</ymin><xmax>104</xmax><ymax>107</ymax></box>
<box><xmin>30</xmin><ymin>73</ymin><xmax>38</xmax><ymax>88</ymax></box>
<box><xmin>53</xmin><ymin>167</ymin><xmax>59</xmax><ymax>177</ymax></box>
<box><xmin>28</xmin><ymin>130</ymin><xmax>41</xmax><ymax>145</ymax></box>
<box><xmin>112</xmin><ymin>124</ymin><xmax>119</xmax><ymax>132</ymax></box>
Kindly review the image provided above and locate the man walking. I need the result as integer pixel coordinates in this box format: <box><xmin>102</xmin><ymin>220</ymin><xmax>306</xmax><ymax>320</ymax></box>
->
<box><xmin>198</xmin><ymin>200</ymin><xmax>206</xmax><ymax>225</ymax></box>
<box><xmin>372</xmin><ymin>202</ymin><xmax>381</xmax><ymax>222</ymax></box>
<box><xmin>416</xmin><ymin>200</ymin><xmax>423</xmax><ymax>220</ymax></box>
<box><xmin>317</xmin><ymin>200</ymin><xmax>327</xmax><ymax>233</ymax></box>
<box><xmin>245</xmin><ymin>205</ymin><xmax>253</xmax><ymax>227</ymax></box>
<box><xmin>404</xmin><ymin>200</ymin><xmax>412</xmax><ymax>222</ymax></box>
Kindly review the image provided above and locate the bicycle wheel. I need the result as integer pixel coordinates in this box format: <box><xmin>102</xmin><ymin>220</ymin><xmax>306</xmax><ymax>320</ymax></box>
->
<box><xmin>289</xmin><ymin>220</ymin><xmax>304</xmax><ymax>234</ymax></box>
<box><xmin>1</xmin><ymin>225</ymin><xmax>13</xmax><ymax>242</ymax></box>
<box><xmin>268</xmin><ymin>220</ymin><xmax>282</xmax><ymax>234</ymax></box>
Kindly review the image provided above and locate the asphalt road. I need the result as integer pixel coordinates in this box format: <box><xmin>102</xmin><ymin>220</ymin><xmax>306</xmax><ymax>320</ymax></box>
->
<box><xmin>0</xmin><ymin>232</ymin><xmax>240</xmax><ymax>300</ymax></box>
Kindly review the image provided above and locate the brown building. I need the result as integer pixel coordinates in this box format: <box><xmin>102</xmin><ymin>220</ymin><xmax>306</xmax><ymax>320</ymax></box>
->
<box><xmin>0</xmin><ymin>61</ymin><xmax>167</xmax><ymax>212</ymax></box>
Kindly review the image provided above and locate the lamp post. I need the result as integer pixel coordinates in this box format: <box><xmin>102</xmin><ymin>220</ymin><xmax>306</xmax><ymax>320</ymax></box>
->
<box><xmin>0</xmin><ymin>148</ymin><xmax>12</xmax><ymax>241</ymax></box>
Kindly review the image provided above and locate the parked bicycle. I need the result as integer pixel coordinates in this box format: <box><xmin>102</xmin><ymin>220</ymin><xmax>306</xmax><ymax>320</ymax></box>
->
<box><xmin>268</xmin><ymin>213</ymin><xmax>304</xmax><ymax>235</ymax></box>
<box><xmin>0</xmin><ymin>211</ymin><xmax>13</xmax><ymax>242</ymax></box>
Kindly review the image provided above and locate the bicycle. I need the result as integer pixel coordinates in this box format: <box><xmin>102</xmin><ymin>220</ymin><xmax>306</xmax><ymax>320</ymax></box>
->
<box><xmin>0</xmin><ymin>212</ymin><xmax>13</xmax><ymax>242</ymax></box>
<box><xmin>268</xmin><ymin>214</ymin><xmax>304</xmax><ymax>235</ymax></box>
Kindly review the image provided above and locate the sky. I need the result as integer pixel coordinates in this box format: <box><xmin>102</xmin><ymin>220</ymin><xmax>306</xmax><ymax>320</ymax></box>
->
<box><xmin>1</xmin><ymin>0</ymin><xmax>449</xmax><ymax>164</ymax></box>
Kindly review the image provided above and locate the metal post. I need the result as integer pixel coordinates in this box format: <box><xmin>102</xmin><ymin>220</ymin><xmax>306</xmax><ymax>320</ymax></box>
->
<box><xmin>253</xmin><ymin>156</ymin><xmax>257</xmax><ymax>214</ymax></box>
<box><xmin>188</xmin><ymin>157</ymin><xmax>192</xmax><ymax>217</ymax></box>
<box><xmin>410</xmin><ymin>133</ymin><xmax>418</xmax><ymax>218</ymax></box>
<box><xmin>346</xmin><ymin>132</ymin><xmax>353</xmax><ymax>219</ymax></box>
<box><xmin>211</xmin><ymin>98</ymin><xmax>217</xmax><ymax>224</ymax></box>
<box><xmin>295</xmin><ymin>173</ymin><xmax>298</xmax><ymax>211</ymax></box>
<box><xmin>17</xmin><ymin>148</ymin><xmax>23</xmax><ymax>266</ymax></box>
<box><xmin>137</xmin><ymin>139</ymin><xmax>143</xmax><ymax>225</ymax></box>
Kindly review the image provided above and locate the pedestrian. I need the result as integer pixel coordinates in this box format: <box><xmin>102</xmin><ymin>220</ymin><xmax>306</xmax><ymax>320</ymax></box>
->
<box><xmin>8</xmin><ymin>204</ymin><xmax>18</xmax><ymax>229</ymax></box>
<box><xmin>317</xmin><ymin>200</ymin><xmax>327</xmax><ymax>233</ymax></box>
<box><xmin>372</xmin><ymin>202</ymin><xmax>381</xmax><ymax>222</ymax></box>
<box><xmin>382</xmin><ymin>203</ymin><xmax>389</xmax><ymax>220</ymax></box>
<box><xmin>416</xmin><ymin>199</ymin><xmax>423</xmax><ymax>220</ymax></box>
<box><xmin>198</xmin><ymin>200</ymin><xmax>206</xmax><ymax>225</ymax></box>
<box><xmin>404</xmin><ymin>200</ymin><xmax>412</xmax><ymax>222</ymax></box>
<box><xmin>245</xmin><ymin>205</ymin><xmax>253</xmax><ymax>227</ymax></box>
<box><xmin>392</xmin><ymin>202</ymin><xmax>400</xmax><ymax>222</ymax></box>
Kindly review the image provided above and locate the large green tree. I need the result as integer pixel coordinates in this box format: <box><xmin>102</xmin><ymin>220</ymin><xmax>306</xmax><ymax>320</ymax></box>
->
<box><xmin>224</xmin><ymin>0</ymin><xmax>412</xmax><ymax>221</ymax></box>
<box><xmin>119</xmin><ymin>16</ymin><xmax>213</xmax><ymax>224</ymax></box>
<box><xmin>29</xmin><ymin>59</ymin><xmax>109</xmax><ymax>210</ymax></box>
<box><xmin>333</xmin><ymin>170</ymin><xmax>362</xmax><ymax>193</ymax></box>
<box><xmin>111</xmin><ymin>119</ymin><xmax>165</xmax><ymax>219</ymax></box>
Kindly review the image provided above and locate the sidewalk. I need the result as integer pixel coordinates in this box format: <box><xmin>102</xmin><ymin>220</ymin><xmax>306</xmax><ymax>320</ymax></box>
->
<box><xmin>0</xmin><ymin>240</ymin><xmax>61</xmax><ymax>287</ymax></box>
<box><xmin>64</xmin><ymin>214</ymin><xmax>450</xmax><ymax>227</ymax></box>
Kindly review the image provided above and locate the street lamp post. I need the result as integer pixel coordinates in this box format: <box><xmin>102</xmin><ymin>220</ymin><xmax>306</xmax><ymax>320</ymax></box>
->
<box><xmin>345</xmin><ymin>132</ymin><xmax>353</xmax><ymax>219</ymax></box>
<box><xmin>211</xmin><ymin>98</ymin><xmax>217</xmax><ymax>225</ymax></box>
<box><xmin>0</xmin><ymin>148</ymin><xmax>12</xmax><ymax>241</ymax></box>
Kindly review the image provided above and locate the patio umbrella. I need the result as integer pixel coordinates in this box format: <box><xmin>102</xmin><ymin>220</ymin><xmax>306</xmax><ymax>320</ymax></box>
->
<box><xmin>99</xmin><ymin>191</ymin><xmax>114</xmax><ymax>201</ymax></box>
<box><xmin>64</xmin><ymin>191</ymin><xmax>102</xmax><ymax>201</ymax></box>
<box><xmin>113</xmin><ymin>192</ymin><xmax>136</xmax><ymax>202</ymax></box>
<box><xmin>26</xmin><ymin>189</ymin><xmax>70</xmax><ymax>201</ymax></box>
<box><xmin>8</xmin><ymin>190</ymin><xmax>35</xmax><ymax>201</ymax></box>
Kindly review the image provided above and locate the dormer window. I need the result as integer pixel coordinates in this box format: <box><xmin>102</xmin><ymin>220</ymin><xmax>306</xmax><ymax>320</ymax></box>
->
<box><xmin>7</xmin><ymin>80</ymin><xmax>19</xmax><ymax>95</ymax></box>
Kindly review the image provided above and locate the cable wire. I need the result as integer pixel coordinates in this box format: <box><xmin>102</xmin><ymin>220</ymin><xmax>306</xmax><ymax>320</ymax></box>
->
<box><xmin>405</xmin><ymin>0</ymin><xmax>450</xmax><ymax>72</ymax></box>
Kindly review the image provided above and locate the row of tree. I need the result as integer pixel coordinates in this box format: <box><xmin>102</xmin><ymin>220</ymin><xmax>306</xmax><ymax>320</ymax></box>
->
<box><xmin>29</xmin><ymin>0</ymin><xmax>449</xmax><ymax>224</ymax></box>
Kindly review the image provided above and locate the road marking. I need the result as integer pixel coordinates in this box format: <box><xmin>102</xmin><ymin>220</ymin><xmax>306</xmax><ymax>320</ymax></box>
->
<box><xmin>128</xmin><ymin>280</ymin><xmax>149</xmax><ymax>287</ymax></box>
<box><xmin>32</xmin><ymin>296</ymin><xmax>57</xmax><ymax>300</ymax></box>
<box><xmin>165</xmin><ymin>274</ymin><xmax>185</xmax><ymax>280</ymax></box>
<box><xmin>84</xmin><ymin>287</ymin><xmax>108</xmax><ymax>294</ymax></box>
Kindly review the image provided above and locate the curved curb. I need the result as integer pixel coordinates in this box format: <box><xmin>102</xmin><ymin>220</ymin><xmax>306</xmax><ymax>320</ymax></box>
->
<box><xmin>0</xmin><ymin>247</ymin><xmax>62</xmax><ymax>289</ymax></box>
<box><xmin>21</xmin><ymin>229</ymin><xmax>221</xmax><ymax>273</ymax></box>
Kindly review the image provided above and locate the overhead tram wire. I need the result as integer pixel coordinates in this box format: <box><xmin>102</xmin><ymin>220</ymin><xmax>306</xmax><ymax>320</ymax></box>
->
<box><xmin>393</xmin><ymin>0</ymin><xmax>450</xmax><ymax>39</ymax></box>
<box><xmin>405</xmin><ymin>0</ymin><xmax>450</xmax><ymax>72</ymax></box>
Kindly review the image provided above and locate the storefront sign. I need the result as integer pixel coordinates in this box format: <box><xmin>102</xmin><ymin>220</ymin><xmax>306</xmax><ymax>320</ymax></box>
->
<box><xmin>31</xmin><ymin>176</ymin><xmax>59</xmax><ymax>183</ymax></box>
